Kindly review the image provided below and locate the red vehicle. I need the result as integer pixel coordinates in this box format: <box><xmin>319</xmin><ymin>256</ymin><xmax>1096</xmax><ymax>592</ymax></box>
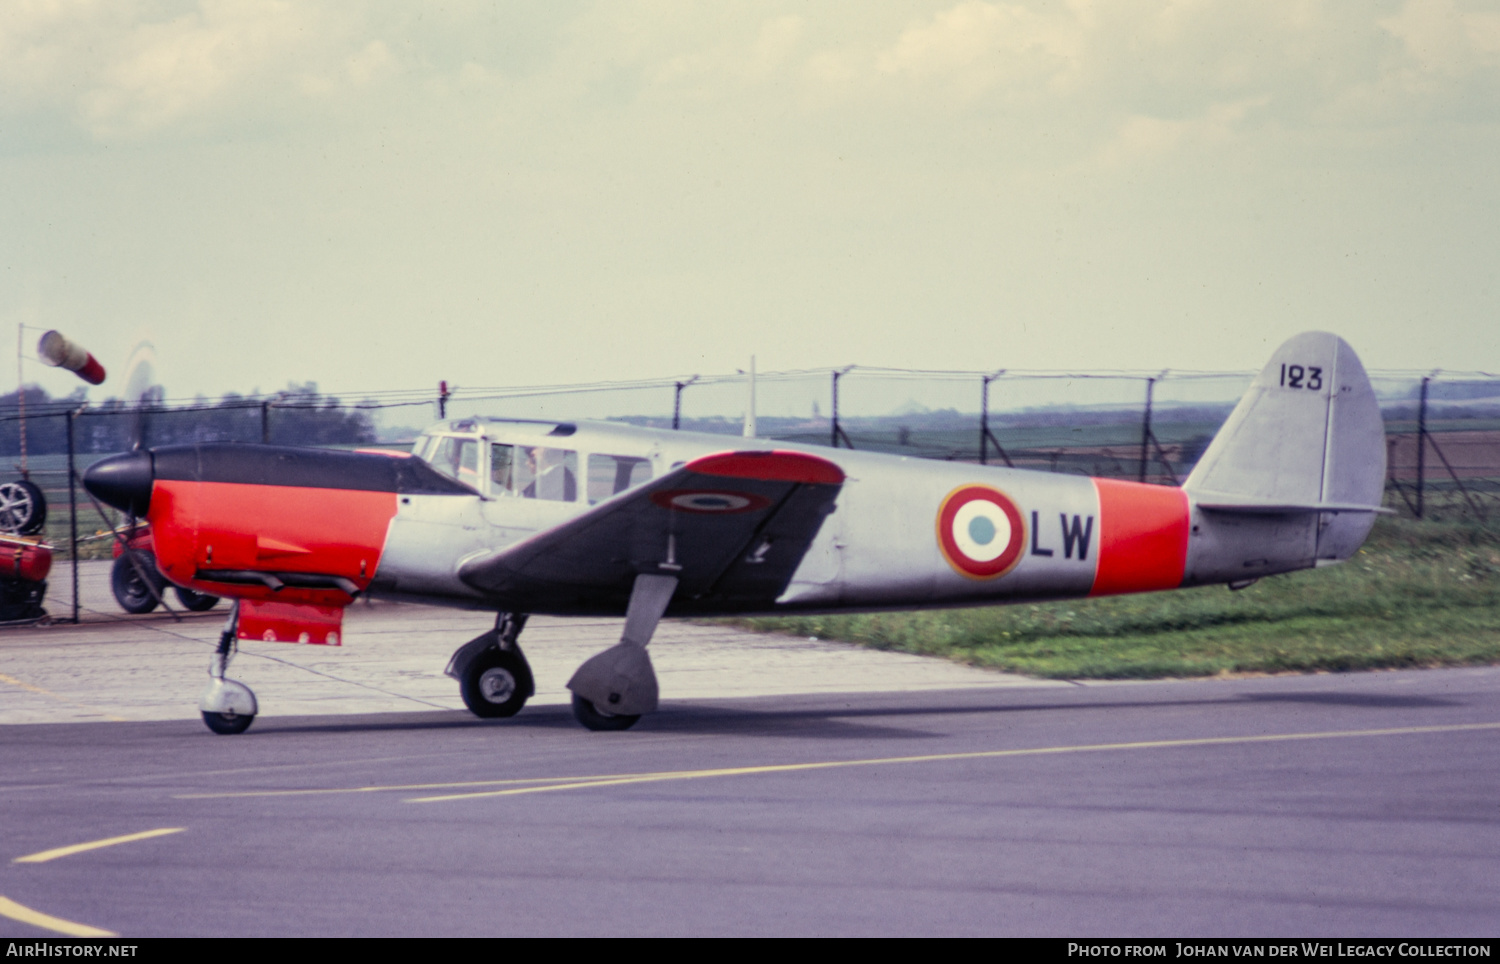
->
<box><xmin>111</xmin><ymin>522</ymin><xmax>219</xmax><ymax>614</ymax></box>
<box><xmin>0</xmin><ymin>479</ymin><xmax>50</xmax><ymax>622</ymax></box>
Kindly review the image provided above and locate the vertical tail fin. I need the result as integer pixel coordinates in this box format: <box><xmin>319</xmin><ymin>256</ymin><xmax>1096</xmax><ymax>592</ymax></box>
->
<box><xmin>1186</xmin><ymin>332</ymin><xmax>1385</xmax><ymax>511</ymax></box>
<box><xmin>1184</xmin><ymin>332</ymin><xmax>1386</xmax><ymax>569</ymax></box>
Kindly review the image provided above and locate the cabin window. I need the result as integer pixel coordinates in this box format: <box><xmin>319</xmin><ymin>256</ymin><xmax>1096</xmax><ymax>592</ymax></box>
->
<box><xmin>508</xmin><ymin>446</ymin><xmax>577</xmax><ymax>502</ymax></box>
<box><xmin>430</xmin><ymin>437</ymin><xmax>479</xmax><ymax>486</ymax></box>
<box><xmin>587</xmin><ymin>454</ymin><xmax>653</xmax><ymax>504</ymax></box>
<box><xmin>490</xmin><ymin>443</ymin><xmax>515</xmax><ymax>495</ymax></box>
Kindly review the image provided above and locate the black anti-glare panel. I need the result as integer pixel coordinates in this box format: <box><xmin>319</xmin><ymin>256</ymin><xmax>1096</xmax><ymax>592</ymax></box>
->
<box><xmin>150</xmin><ymin>444</ymin><xmax>477</xmax><ymax>496</ymax></box>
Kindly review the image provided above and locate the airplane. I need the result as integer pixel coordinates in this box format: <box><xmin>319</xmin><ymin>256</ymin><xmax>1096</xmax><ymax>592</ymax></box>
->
<box><xmin>82</xmin><ymin>331</ymin><xmax>1387</xmax><ymax>734</ymax></box>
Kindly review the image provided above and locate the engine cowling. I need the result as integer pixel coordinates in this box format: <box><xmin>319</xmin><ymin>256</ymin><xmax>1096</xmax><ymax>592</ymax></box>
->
<box><xmin>84</xmin><ymin>443</ymin><xmax>477</xmax><ymax>613</ymax></box>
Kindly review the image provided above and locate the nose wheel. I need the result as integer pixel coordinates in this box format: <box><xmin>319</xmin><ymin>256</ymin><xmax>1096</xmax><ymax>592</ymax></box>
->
<box><xmin>200</xmin><ymin>601</ymin><xmax>257</xmax><ymax>735</ymax></box>
<box><xmin>202</xmin><ymin>701</ymin><xmax>255</xmax><ymax>735</ymax></box>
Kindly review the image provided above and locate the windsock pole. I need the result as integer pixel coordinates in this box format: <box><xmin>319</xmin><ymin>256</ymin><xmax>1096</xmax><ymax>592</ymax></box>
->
<box><xmin>16</xmin><ymin>324</ymin><xmax>25</xmax><ymax>475</ymax></box>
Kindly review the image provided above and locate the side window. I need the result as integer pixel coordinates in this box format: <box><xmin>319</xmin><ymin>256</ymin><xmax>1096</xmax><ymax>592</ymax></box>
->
<box><xmin>429</xmin><ymin>437</ymin><xmax>478</xmax><ymax>486</ymax></box>
<box><xmin>491</xmin><ymin>443</ymin><xmax>515</xmax><ymax>496</ymax></box>
<box><xmin>429</xmin><ymin>437</ymin><xmax>459</xmax><ymax>479</ymax></box>
<box><xmin>517</xmin><ymin>446</ymin><xmax>577</xmax><ymax>502</ymax></box>
<box><xmin>587</xmin><ymin>454</ymin><xmax>654</xmax><ymax>504</ymax></box>
<box><xmin>457</xmin><ymin>439</ymin><xmax>479</xmax><ymax>487</ymax></box>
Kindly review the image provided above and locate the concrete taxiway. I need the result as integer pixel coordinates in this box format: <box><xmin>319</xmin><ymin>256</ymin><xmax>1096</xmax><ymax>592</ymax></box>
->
<box><xmin>1</xmin><ymin>562</ymin><xmax>1053</xmax><ymax>725</ymax></box>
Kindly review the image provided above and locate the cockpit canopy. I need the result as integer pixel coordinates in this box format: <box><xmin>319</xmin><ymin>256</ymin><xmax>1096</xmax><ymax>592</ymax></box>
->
<box><xmin>411</xmin><ymin>420</ymin><xmax>653</xmax><ymax>504</ymax></box>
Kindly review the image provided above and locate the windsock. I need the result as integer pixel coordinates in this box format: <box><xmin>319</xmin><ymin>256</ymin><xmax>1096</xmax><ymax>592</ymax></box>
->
<box><xmin>37</xmin><ymin>330</ymin><xmax>107</xmax><ymax>385</ymax></box>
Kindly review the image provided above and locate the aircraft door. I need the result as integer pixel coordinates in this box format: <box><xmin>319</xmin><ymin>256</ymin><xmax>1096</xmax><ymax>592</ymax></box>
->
<box><xmin>778</xmin><ymin>488</ymin><xmax>845</xmax><ymax>606</ymax></box>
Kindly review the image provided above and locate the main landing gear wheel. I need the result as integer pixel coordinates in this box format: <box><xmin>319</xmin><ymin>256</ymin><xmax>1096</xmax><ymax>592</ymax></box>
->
<box><xmin>201</xmin><ymin>710</ymin><xmax>253</xmax><ymax>735</ymax></box>
<box><xmin>0</xmin><ymin>480</ymin><xmax>46</xmax><ymax>535</ymax></box>
<box><xmin>571</xmin><ymin>693</ymin><xmax>641</xmax><ymax>732</ymax></box>
<box><xmin>111</xmin><ymin>553</ymin><xmax>162</xmax><ymax>614</ymax></box>
<box><xmin>460</xmin><ymin>649</ymin><xmax>532</xmax><ymax>718</ymax></box>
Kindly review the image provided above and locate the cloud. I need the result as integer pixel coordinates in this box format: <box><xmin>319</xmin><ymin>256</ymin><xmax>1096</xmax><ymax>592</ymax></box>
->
<box><xmin>1381</xmin><ymin>0</ymin><xmax>1500</xmax><ymax>75</ymax></box>
<box><xmin>875</xmin><ymin>1</ymin><xmax>1083</xmax><ymax>100</ymax></box>
<box><xmin>4</xmin><ymin>2</ymin><xmax>1499</xmax><ymax>152</ymax></box>
<box><xmin>1094</xmin><ymin>96</ymin><xmax>1270</xmax><ymax>168</ymax></box>
<box><xmin>0</xmin><ymin>0</ymin><xmax>382</xmax><ymax>140</ymax></box>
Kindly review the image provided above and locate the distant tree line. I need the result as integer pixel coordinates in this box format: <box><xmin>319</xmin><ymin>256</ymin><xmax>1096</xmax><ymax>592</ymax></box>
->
<box><xmin>0</xmin><ymin>382</ymin><xmax>376</xmax><ymax>455</ymax></box>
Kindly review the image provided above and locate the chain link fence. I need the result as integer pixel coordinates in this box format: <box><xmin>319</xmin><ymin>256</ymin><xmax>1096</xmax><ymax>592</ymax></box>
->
<box><xmin>2</xmin><ymin>365</ymin><xmax>1497</xmax><ymax>622</ymax></box>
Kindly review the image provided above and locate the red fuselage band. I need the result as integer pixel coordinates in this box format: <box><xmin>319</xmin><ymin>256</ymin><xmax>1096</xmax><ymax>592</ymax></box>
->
<box><xmin>1089</xmin><ymin>478</ymin><xmax>1189</xmax><ymax>596</ymax></box>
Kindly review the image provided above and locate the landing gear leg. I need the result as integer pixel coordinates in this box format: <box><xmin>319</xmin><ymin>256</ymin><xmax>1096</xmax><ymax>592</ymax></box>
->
<box><xmin>568</xmin><ymin>573</ymin><xmax>677</xmax><ymax>731</ymax></box>
<box><xmin>448</xmin><ymin>612</ymin><xmax>534</xmax><ymax>719</ymax></box>
<box><xmin>200</xmin><ymin>600</ymin><xmax>257</xmax><ymax>735</ymax></box>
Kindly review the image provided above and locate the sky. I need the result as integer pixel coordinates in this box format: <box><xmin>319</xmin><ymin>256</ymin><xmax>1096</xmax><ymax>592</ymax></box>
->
<box><xmin>2</xmin><ymin>0</ymin><xmax>1498</xmax><ymax>407</ymax></box>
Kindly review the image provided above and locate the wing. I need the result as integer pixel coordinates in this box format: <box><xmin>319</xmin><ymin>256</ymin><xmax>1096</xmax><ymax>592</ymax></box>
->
<box><xmin>457</xmin><ymin>450</ymin><xmax>845</xmax><ymax>615</ymax></box>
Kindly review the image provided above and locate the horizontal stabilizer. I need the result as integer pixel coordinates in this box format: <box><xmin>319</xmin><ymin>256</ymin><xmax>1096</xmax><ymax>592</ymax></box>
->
<box><xmin>1195</xmin><ymin>496</ymin><xmax>1393</xmax><ymax>515</ymax></box>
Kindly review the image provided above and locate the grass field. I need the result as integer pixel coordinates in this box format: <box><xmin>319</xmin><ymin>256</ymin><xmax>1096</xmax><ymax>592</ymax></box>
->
<box><xmin>732</xmin><ymin>515</ymin><xmax>1500</xmax><ymax>679</ymax></box>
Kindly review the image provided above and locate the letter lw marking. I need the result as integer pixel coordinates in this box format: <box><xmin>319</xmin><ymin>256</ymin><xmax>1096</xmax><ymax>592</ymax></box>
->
<box><xmin>1030</xmin><ymin>511</ymin><xmax>1054</xmax><ymax>557</ymax></box>
<box><xmin>1060</xmin><ymin>514</ymin><xmax>1094</xmax><ymax>560</ymax></box>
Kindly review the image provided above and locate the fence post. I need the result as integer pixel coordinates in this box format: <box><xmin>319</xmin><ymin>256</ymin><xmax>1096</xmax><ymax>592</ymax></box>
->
<box><xmin>260</xmin><ymin>398</ymin><xmax>271</xmax><ymax>444</ymax></box>
<box><xmin>16</xmin><ymin>324</ymin><xmax>26</xmax><ymax>478</ymax></box>
<box><xmin>1139</xmin><ymin>376</ymin><xmax>1155</xmax><ymax>483</ymax></box>
<box><xmin>672</xmin><ymin>376</ymin><xmax>698</xmax><ymax>430</ymax></box>
<box><xmin>67</xmin><ymin>408</ymin><xmax>79</xmax><ymax>624</ymax></box>
<box><xmin>830</xmin><ymin>368</ymin><xmax>854</xmax><ymax>449</ymax></box>
<box><xmin>980</xmin><ymin>375</ymin><xmax>989</xmax><ymax>465</ymax></box>
<box><xmin>1415</xmin><ymin>376</ymin><xmax>1428</xmax><ymax>519</ymax></box>
<box><xmin>979</xmin><ymin>372</ymin><xmax>1013</xmax><ymax>467</ymax></box>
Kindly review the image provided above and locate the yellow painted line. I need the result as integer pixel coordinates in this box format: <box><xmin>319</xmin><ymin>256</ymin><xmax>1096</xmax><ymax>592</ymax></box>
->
<box><xmin>174</xmin><ymin>775</ymin><xmax>638</xmax><ymax>800</ymax></box>
<box><xmin>0</xmin><ymin>896</ymin><xmax>117</xmax><ymax>938</ymax></box>
<box><xmin>0</xmin><ymin>673</ymin><xmax>131</xmax><ymax>723</ymax></box>
<box><xmin>408</xmin><ymin>720</ymin><xmax>1500</xmax><ymax>803</ymax></box>
<box><xmin>14</xmin><ymin>827</ymin><xmax>184</xmax><ymax>864</ymax></box>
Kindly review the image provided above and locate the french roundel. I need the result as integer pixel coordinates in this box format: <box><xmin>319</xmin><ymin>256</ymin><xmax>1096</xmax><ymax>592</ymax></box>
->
<box><xmin>936</xmin><ymin>485</ymin><xmax>1025</xmax><ymax>579</ymax></box>
<box><xmin>650</xmin><ymin>489</ymin><xmax>771</xmax><ymax>514</ymax></box>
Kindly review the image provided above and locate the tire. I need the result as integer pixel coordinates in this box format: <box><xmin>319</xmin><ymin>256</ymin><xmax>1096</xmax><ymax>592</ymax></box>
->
<box><xmin>0</xmin><ymin>576</ymin><xmax>47</xmax><ymax>622</ymax></box>
<box><xmin>0</xmin><ymin>480</ymin><xmax>46</xmax><ymax>536</ymax></box>
<box><xmin>175</xmin><ymin>586</ymin><xmax>219</xmax><ymax>611</ymax></box>
<box><xmin>202</xmin><ymin>710</ymin><xmax>254</xmax><ymax>735</ymax></box>
<box><xmin>459</xmin><ymin>649</ymin><xmax>532</xmax><ymax>718</ymax></box>
<box><xmin>111</xmin><ymin>552</ymin><xmax>161</xmax><ymax>614</ymax></box>
<box><xmin>571</xmin><ymin>692</ymin><xmax>640</xmax><ymax>732</ymax></box>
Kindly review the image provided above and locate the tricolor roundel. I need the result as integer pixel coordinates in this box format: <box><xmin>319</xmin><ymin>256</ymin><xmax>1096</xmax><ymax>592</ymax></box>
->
<box><xmin>650</xmin><ymin>489</ymin><xmax>772</xmax><ymax>514</ymax></box>
<box><xmin>936</xmin><ymin>485</ymin><xmax>1025</xmax><ymax>579</ymax></box>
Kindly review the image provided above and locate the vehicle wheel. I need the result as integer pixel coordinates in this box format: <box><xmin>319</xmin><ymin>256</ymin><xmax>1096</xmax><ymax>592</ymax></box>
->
<box><xmin>111</xmin><ymin>553</ymin><xmax>161</xmax><ymax>614</ymax></box>
<box><xmin>460</xmin><ymin>649</ymin><xmax>532</xmax><ymax>718</ymax></box>
<box><xmin>571</xmin><ymin>692</ymin><xmax>640</xmax><ymax>731</ymax></box>
<box><xmin>202</xmin><ymin>711</ymin><xmax>254</xmax><ymax>735</ymax></box>
<box><xmin>175</xmin><ymin>586</ymin><xmax>219</xmax><ymax>611</ymax></box>
<box><xmin>0</xmin><ymin>480</ymin><xmax>46</xmax><ymax>535</ymax></box>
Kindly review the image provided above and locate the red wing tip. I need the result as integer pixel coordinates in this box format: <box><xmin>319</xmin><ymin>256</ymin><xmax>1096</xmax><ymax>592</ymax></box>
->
<box><xmin>686</xmin><ymin>450</ymin><xmax>845</xmax><ymax>485</ymax></box>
